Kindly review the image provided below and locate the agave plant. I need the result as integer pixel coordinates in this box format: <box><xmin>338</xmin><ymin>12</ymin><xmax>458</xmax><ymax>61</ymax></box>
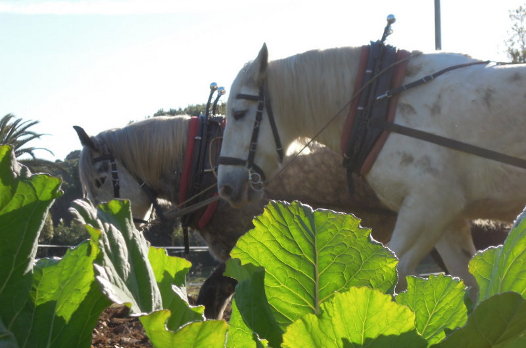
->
<box><xmin>0</xmin><ymin>113</ymin><xmax>53</xmax><ymax>159</ymax></box>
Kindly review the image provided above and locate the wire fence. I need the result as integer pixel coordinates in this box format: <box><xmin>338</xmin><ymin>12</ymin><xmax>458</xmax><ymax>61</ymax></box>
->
<box><xmin>37</xmin><ymin>244</ymin><xmax>210</xmax><ymax>253</ymax></box>
<box><xmin>37</xmin><ymin>244</ymin><xmax>219</xmax><ymax>283</ymax></box>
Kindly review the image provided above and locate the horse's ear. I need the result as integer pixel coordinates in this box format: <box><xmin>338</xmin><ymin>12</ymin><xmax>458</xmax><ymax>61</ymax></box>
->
<box><xmin>254</xmin><ymin>43</ymin><xmax>268</xmax><ymax>86</ymax></box>
<box><xmin>73</xmin><ymin>126</ymin><xmax>98</xmax><ymax>151</ymax></box>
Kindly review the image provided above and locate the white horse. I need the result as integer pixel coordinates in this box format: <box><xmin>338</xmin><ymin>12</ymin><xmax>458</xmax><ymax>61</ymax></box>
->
<box><xmin>217</xmin><ymin>44</ymin><xmax>526</xmax><ymax>291</ymax></box>
<box><xmin>75</xmin><ymin>115</ymin><xmax>406</xmax><ymax>317</ymax></box>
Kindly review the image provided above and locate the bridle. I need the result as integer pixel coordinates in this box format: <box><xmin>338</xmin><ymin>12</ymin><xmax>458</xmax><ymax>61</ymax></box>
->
<box><xmin>217</xmin><ymin>84</ymin><xmax>284</xmax><ymax>190</ymax></box>
<box><xmin>92</xmin><ymin>153</ymin><xmax>164</xmax><ymax>224</ymax></box>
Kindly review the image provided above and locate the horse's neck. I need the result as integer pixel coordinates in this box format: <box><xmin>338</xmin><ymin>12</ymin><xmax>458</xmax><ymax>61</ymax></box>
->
<box><xmin>122</xmin><ymin>117</ymin><xmax>188</xmax><ymax>204</ymax></box>
<box><xmin>268</xmin><ymin>47</ymin><xmax>362</xmax><ymax>151</ymax></box>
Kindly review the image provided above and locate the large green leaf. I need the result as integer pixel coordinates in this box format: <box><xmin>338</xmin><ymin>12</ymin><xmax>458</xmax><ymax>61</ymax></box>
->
<box><xmin>469</xmin><ymin>211</ymin><xmax>526</xmax><ymax>303</ymax></box>
<box><xmin>17</xmin><ymin>238</ymin><xmax>111</xmax><ymax>348</ymax></box>
<box><xmin>148</xmin><ymin>247</ymin><xmax>204</xmax><ymax>330</ymax></box>
<box><xmin>71</xmin><ymin>199</ymin><xmax>163</xmax><ymax>314</ymax></box>
<box><xmin>230</xmin><ymin>201</ymin><xmax>398</xmax><ymax>329</ymax></box>
<box><xmin>140</xmin><ymin>310</ymin><xmax>227</xmax><ymax>348</ymax></box>
<box><xmin>433</xmin><ymin>292</ymin><xmax>526</xmax><ymax>348</ymax></box>
<box><xmin>396</xmin><ymin>275</ymin><xmax>468</xmax><ymax>345</ymax></box>
<box><xmin>225</xmin><ymin>259</ymin><xmax>280</xmax><ymax>346</ymax></box>
<box><xmin>0</xmin><ymin>145</ymin><xmax>110</xmax><ymax>348</ymax></box>
<box><xmin>0</xmin><ymin>146</ymin><xmax>61</xmax><ymax>316</ymax></box>
<box><xmin>227</xmin><ymin>298</ymin><xmax>269</xmax><ymax>348</ymax></box>
<box><xmin>73</xmin><ymin>199</ymin><xmax>212</xmax><ymax>343</ymax></box>
<box><xmin>282</xmin><ymin>286</ymin><xmax>426</xmax><ymax>348</ymax></box>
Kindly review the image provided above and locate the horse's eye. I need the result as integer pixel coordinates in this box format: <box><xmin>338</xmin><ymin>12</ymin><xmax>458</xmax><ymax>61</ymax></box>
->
<box><xmin>233</xmin><ymin>110</ymin><xmax>247</xmax><ymax>120</ymax></box>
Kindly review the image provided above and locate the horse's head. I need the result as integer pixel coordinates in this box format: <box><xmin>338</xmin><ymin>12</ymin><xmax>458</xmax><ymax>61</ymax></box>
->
<box><xmin>218</xmin><ymin>44</ymin><xmax>285</xmax><ymax>207</ymax></box>
<box><xmin>74</xmin><ymin>126</ymin><xmax>154</xmax><ymax>226</ymax></box>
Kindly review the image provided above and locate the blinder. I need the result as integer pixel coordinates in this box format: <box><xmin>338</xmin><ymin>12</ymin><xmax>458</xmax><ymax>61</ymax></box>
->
<box><xmin>92</xmin><ymin>153</ymin><xmax>162</xmax><ymax>224</ymax></box>
<box><xmin>218</xmin><ymin>85</ymin><xmax>284</xmax><ymax>190</ymax></box>
<box><xmin>93</xmin><ymin>154</ymin><xmax>120</xmax><ymax>198</ymax></box>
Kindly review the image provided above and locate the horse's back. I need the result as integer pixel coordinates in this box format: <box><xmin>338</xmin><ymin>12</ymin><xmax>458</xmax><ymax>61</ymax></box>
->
<box><xmin>369</xmin><ymin>53</ymin><xmax>526</xmax><ymax>217</ymax></box>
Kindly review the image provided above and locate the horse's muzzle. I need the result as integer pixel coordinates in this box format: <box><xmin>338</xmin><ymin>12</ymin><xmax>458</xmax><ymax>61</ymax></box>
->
<box><xmin>218</xmin><ymin>165</ymin><xmax>262</xmax><ymax>207</ymax></box>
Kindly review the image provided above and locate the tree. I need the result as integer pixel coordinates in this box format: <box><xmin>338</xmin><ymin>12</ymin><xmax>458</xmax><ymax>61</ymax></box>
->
<box><xmin>0</xmin><ymin>113</ymin><xmax>53</xmax><ymax>159</ymax></box>
<box><xmin>149</xmin><ymin>103</ymin><xmax>226</xmax><ymax>118</ymax></box>
<box><xmin>506</xmin><ymin>5</ymin><xmax>526</xmax><ymax>63</ymax></box>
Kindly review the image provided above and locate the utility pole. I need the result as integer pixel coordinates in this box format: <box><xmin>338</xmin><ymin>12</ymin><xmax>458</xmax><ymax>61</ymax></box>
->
<box><xmin>435</xmin><ymin>0</ymin><xmax>442</xmax><ymax>50</ymax></box>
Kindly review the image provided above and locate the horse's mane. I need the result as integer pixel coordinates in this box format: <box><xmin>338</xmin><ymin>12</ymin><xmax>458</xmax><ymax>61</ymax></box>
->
<box><xmin>79</xmin><ymin>115</ymin><xmax>191</xmax><ymax>199</ymax></box>
<box><xmin>233</xmin><ymin>47</ymin><xmax>362</xmax><ymax>146</ymax></box>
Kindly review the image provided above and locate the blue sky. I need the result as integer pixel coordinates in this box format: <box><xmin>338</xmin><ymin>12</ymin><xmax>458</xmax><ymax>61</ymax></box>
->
<box><xmin>0</xmin><ymin>0</ymin><xmax>523</xmax><ymax>161</ymax></box>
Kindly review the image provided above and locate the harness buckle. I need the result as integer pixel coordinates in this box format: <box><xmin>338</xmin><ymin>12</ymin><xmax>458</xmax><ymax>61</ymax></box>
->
<box><xmin>376</xmin><ymin>91</ymin><xmax>392</xmax><ymax>101</ymax></box>
<box><xmin>248</xmin><ymin>168</ymin><xmax>264</xmax><ymax>191</ymax></box>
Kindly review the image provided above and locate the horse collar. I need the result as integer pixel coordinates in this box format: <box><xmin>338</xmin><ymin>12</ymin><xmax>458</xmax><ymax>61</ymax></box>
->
<box><xmin>218</xmin><ymin>85</ymin><xmax>284</xmax><ymax>190</ymax></box>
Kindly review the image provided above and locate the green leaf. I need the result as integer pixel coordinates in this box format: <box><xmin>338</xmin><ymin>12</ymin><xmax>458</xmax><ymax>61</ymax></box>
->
<box><xmin>0</xmin><ymin>318</ymin><xmax>17</xmax><ymax>348</ymax></box>
<box><xmin>148</xmin><ymin>246</ymin><xmax>191</xmax><ymax>289</ymax></box>
<box><xmin>282</xmin><ymin>287</ymin><xmax>425</xmax><ymax>348</ymax></box>
<box><xmin>0</xmin><ymin>146</ymin><xmax>61</xmax><ymax>306</ymax></box>
<box><xmin>230</xmin><ymin>201</ymin><xmax>398</xmax><ymax>329</ymax></box>
<box><xmin>227</xmin><ymin>299</ymin><xmax>269</xmax><ymax>348</ymax></box>
<box><xmin>433</xmin><ymin>292</ymin><xmax>526</xmax><ymax>348</ymax></box>
<box><xmin>18</xmin><ymin>239</ymin><xmax>111</xmax><ymax>347</ymax></box>
<box><xmin>71</xmin><ymin>199</ymin><xmax>163</xmax><ymax>315</ymax></box>
<box><xmin>396</xmin><ymin>275</ymin><xmax>468</xmax><ymax>345</ymax></box>
<box><xmin>469</xmin><ymin>211</ymin><xmax>526</xmax><ymax>303</ymax></box>
<box><xmin>162</xmin><ymin>286</ymin><xmax>205</xmax><ymax>331</ymax></box>
<box><xmin>140</xmin><ymin>310</ymin><xmax>227</xmax><ymax>348</ymax></box>
<box><xmin>225</xmin><ymin>259</ymin><xmax>281</xmax><ymax>346</ymax></box>
<box><xmin>0</xmin><ymin>145</ymin><xmax>114</xmax><ymax>348</ymax></box>
<box><xmin>148</xmin><ymin>247</ymin><xmax>204</xmax><ymax>330</ymax></box>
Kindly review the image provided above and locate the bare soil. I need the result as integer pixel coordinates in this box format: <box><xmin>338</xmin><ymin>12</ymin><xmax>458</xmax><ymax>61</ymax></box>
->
<box><xmin>91</xmin><ymin>287</ymin><xmax>202</xmax><ymax>347</ymax></box>
<box><xmin>91</xmin><ymin>305</ymin><xmax>152</xmax><ymax>348</ymax></box>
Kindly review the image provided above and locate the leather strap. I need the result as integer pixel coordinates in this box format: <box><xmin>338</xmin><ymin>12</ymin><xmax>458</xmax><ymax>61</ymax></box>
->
<box><xmin>217</xmin><ymin>83</ymin><xmax>283</xmax><ymax>184</ymax></box>
<box><xmin>370</xmin><ymin>118</ymin><xmax>526</xmax><ymax>169</ymax></box>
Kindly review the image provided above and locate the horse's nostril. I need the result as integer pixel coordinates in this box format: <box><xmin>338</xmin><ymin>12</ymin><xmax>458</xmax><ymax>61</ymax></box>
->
<box><xmin>219</xmin><ymin>185</ymin><xmax>233</xmax><ymax>199</ymax></box>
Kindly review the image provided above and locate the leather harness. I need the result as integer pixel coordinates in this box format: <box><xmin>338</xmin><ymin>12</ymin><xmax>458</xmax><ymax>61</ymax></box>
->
<box><xmin>217</xmin><ymin>85</ymin><xmax>284</xmax><ymax>189</ymax></box>
<box><xmin>341</xmin><ymin>41</ymin><xmax>526</xmax><ymax>193</ymax></box>
<box><xmin>341</xmin><ymin>42</ymin><xmax>410</xmax><ymax>190</ymax></box>
<box><xmin>178</xmin><ymin>115</ymin><xmax>223</xmax><ymax>232</ymax></box>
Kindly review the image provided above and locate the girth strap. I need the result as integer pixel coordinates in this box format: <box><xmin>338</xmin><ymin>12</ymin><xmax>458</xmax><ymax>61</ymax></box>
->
<box><xmin>370</xmin><ymin>118</ymin><xmax>526</xmax><ymax>170</ymax></box>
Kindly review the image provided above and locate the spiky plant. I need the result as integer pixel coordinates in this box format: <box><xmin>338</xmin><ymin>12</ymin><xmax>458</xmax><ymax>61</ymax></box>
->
<box><xmin>0</xmin><ymin>113</ymin><xmax>53</xmax><ymax>159</ymax></box>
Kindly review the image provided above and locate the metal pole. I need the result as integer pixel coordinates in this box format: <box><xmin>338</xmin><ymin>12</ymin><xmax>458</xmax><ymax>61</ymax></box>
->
<box><xmin>434</xmin><ymin>0</ymin><xmax>442</xmax><ymax>50</ymax></box>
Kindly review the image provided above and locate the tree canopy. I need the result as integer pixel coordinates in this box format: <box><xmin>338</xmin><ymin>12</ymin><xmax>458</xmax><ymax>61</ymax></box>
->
<box><xmin>507</xmin><ymin>5</ymin><xmax>526</xmax><ymax>63</ymax></box>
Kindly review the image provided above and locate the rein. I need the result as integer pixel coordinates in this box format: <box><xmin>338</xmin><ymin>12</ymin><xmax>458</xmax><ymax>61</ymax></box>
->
<box><xmin>218</xmin><ymin>85</ymin><xmax>284</xmax><ymax>190</ymax></box>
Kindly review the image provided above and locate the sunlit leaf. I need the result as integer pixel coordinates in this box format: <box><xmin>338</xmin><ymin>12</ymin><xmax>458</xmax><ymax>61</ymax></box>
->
<box><xmin>230</xmin><ymin>200</ymin><xmax>398</xmax><ymax>331</ymax></box>
<box><xmin>396</xmin><ymin>275</ymin><xmax>468</xmax><ymax>345</ymax></box>
<box><xmin>470</xmin><ymin>210</ymin><xmax>526</xmax><ymax>303</ymax></box>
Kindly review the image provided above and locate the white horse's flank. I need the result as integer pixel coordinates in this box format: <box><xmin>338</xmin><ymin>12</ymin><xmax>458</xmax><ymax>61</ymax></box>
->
<box><xmin>217</xmin><ymin>44</ymin><xmax>526</xmax><ymax>290</ymax></box>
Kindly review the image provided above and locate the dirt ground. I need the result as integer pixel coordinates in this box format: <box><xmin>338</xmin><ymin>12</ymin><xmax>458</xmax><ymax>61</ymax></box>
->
<box><xmin>91</xmin><ymin>305</ymin><xmax>152</xmax><ymax>348</ymax></box>
<box><xmin>91</xmin><ymin>286</ymin><xmax>205</xmax><ymax>348</ymax></box>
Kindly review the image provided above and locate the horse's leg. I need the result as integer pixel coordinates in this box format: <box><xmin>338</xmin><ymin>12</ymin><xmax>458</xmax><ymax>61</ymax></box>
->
<box><xmin>387</xmin><ymin>189</ymin><xmax>465</xmax><ymax>291</ymax></box>
<box><xmin>434</xmin><ymin>220</ymin><xmax>477</xmax><ymax>289</ymax></box>
<box><xmin>196</xmin><ymin>263</ymin><xmax>237</xmax><ymax>319</ymax></box>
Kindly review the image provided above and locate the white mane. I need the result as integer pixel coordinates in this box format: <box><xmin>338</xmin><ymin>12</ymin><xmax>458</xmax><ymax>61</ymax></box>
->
<box><xmin>79</xmin><ymin>115</ymin><xmax>191</xmax><ymax>200</ymax></box>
